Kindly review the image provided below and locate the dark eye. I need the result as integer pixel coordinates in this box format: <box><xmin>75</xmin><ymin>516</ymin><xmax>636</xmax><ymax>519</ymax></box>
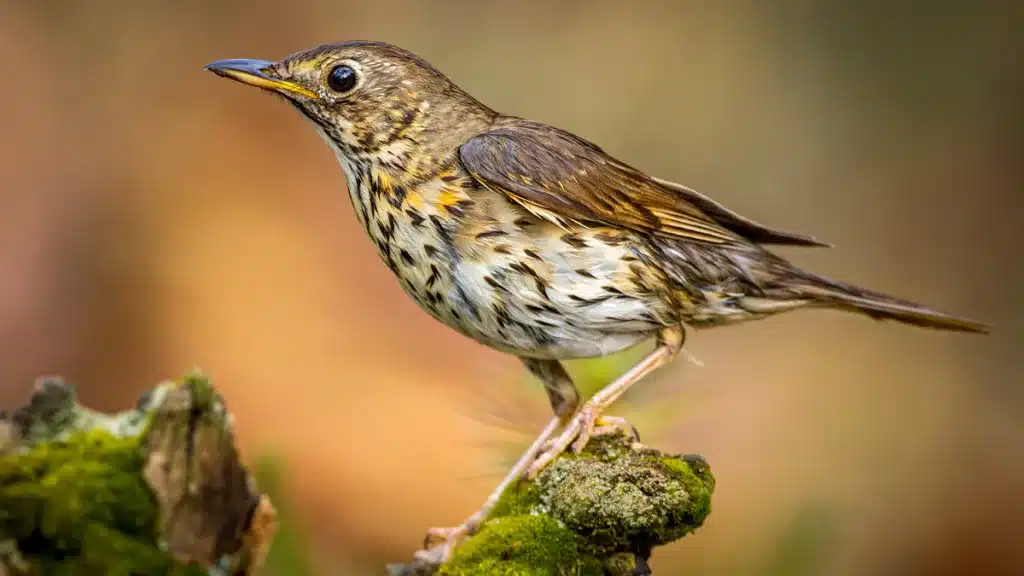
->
<box><xmin>327</xmin><ymin>65</ymin><xmax>357</xmax><ymax>93</ymax></box>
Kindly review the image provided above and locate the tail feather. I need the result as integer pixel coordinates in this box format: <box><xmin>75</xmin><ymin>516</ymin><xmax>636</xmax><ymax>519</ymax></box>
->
<box><xmin>791</xmin><ymin>272</ymin><xmax>990</xmax><ymax>334</ymax></box>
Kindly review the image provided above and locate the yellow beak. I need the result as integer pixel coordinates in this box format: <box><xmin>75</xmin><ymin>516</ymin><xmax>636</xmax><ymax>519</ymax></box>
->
<box><xmin>205</xmin><ymin>59</ymin><xmax>318</xmax><ymax>100</ymax></box>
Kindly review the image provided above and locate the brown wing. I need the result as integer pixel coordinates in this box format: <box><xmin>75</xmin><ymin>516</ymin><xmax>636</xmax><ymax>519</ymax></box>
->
<box><xmin>649</xmin><ymin>177</ymin><xmax>831</xmax><ymax>247</ymax></box>
<box><xmin>459</xmin><ymin>117</ymin><xmax>829</xmax><ymax>247</ymax></box>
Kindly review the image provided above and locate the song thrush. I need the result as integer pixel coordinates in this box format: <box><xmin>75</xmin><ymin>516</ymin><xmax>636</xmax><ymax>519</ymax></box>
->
<box><xmin>205</xmin><ymin>41</ymin><xmax>988</xmax><ymax>564</ymax></box>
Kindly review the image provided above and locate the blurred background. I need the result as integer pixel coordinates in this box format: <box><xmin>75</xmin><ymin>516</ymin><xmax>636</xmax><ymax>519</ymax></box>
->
<box><xmin>0</xmin><ymin>1</ymin><xmax>1021</xmax><ymax>574</ymax></box>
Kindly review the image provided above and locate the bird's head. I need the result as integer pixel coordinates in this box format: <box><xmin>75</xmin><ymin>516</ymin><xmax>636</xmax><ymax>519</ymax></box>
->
<box><xmin>205</xmin><ymin>41</ymin><xmax>494</xmax><ymax>172</ymax></box>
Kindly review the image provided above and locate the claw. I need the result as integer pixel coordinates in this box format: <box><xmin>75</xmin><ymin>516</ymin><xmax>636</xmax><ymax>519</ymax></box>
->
<box><xmin>527</xmin><ymin>410</ymin><xmax>642</xmax><ymax>478</ymax></box>
<box><xmin>421</xmin><ymin>522</ymin><xmax>476</xmax><ymax>564</ymax></box>
<box><xmin>590</xmin><ymin>415</ymin><xmax>640</xmax><ymax>441</ymax></box>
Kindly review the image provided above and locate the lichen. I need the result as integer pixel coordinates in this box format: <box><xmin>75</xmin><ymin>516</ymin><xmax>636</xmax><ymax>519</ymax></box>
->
<box><xmin>436</xmin><ymin>431</ymin><xmax>715</xmax><ymax>574</ymax></box>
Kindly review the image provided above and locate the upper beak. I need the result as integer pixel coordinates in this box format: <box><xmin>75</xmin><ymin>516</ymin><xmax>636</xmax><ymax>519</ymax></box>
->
<box><xmin>204</xmin><ymin>58</ymin><xmax>318</xmax><ymax>100</ymax></box>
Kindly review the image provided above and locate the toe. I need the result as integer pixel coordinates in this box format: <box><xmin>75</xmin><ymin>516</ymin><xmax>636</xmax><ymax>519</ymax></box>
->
<box><xmin>569</xmin><ymin>408</ymin><xmax>599</xmax><ymax>454</ymax></box>
<box><xmin>591</xmin><ymin>416</ymin><xmax>640</xmax><ymax>441</ymax></box>
<box><xmin>526</xmin><ymin>452</ymin><xmax>552</xmax><ymax>479</ymax></box>
<box><xmin>423</xmin><ymin>527</ymin><xmax>448</xmax><ymax>549</ymax></box>
<box><xmin>570</xmin><ymin>429</ymin><xmax>591</xmax><ymax>454</ymax></box>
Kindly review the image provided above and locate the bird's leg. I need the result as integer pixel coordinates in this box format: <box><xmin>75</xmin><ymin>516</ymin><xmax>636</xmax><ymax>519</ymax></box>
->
<box><xmin>420</xmin><ymin>357</ymin><xmax>580</xmax><ymax>565</ymax></box>
<box><xmin>527</xmin><ymin>325</ymin><xmax>684</xmax><ymax>478</ymax></box>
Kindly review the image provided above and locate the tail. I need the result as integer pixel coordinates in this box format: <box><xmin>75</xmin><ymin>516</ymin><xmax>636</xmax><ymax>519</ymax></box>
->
<box><xmin>789</xmin><ymin>271</ymin><xmax>990</xmax><ymax>334</ymax></box>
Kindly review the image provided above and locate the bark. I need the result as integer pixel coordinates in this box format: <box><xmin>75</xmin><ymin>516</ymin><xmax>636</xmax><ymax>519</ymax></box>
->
<box><xmin>0</xmin><ymin>373</ymin><xmax>276</xmax><ymax>576</ymax></box>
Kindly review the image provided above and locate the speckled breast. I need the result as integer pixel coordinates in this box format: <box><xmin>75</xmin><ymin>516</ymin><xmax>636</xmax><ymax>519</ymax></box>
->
<box><xmin>342</xmin><ymin>158</ymin><xmax>678</xmax><ymax>359</ymax></box>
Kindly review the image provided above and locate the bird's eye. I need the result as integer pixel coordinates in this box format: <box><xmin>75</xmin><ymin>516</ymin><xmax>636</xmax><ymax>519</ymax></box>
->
<box><xmin>327</xmin><ymin>65</ymin><xmax>357</xmax><ymax>93</ymax></box>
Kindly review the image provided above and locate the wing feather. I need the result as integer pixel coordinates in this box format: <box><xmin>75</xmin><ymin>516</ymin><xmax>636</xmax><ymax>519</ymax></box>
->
<box><xmin>460</xmin><ymin>118</ymin><xmax>828</xmax><ymax>247</ymax></box>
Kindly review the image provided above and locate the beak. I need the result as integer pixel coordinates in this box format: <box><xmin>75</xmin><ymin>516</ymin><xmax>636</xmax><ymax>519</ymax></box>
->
<box><xmin>204</xmin><ymin>58</ymin><xmax>318</xmax><ymax>100</ymax></box>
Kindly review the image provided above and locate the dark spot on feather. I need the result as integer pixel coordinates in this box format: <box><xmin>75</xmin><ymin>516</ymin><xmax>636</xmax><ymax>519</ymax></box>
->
<box><xmin>406</xmin><ymin>209</ymin><xmax>425</xmax><ymax>227</ymax></box>
<box><xmin>523</xmin><ymin>323</ymin><xmax>554</xmax><ymax>344</ymax></box>
<box><xmin>509</xmin><ymin>262</ymin><xmax>539</xmax><ymax>278</ymax></box>
<box><xmin>603</xmin><ymin>286</ymin><xmax>626</xmax><ymax>296</ymax></box>
<box><xmin>484</xmin><ymin>275</ymin><xmax>509</xmax><ymax>293</ymax></box>
<box><xmin>525</xmin><ymin>304</ymin><xmax>545</xmax><ymax>313</ymax></box>
<box><xmin>381</xmin><ymin>213</ymin><xmax>397</xmax><ymax>240</ymax></box>
<box><xmin>389</xmin><ymin>183</ymin><xmax>408</xmax><ymax>208</ymax></box>
<box><xmin>595</xmin><ymin>231</ymin><xmax>624</xmax><ymax>246</ymax></box>
<box><xmin>446</xmin><ymin>205</ymin><xmax>466</xmax><ymax>218</ymax></box>
<box><xmin>493</xmin><ymin>244</ymin><xmax>512</xmax><ymax>254</ymax></box>
<box><xmin>367</xmin><ymin>184</ymin><xmax>379</xmax><ymax>214</ymax></box>
<box><xmin>430</xmin><ymin>215</ymin><xmax>453</xmax><ymax>244</ymax></box>
<box><xmin>454</xmin><ymin>284</ymin><xmax>481</xmax><ymax>321</ymax></box>
<box><xmin>426</xmin><ymin>264</ymin><xmax>440</xmax><ymax>288</ymax></box>
<box><xmin>536</xmin><ymin>320</ymin><xmax>558</xmax><ymax>328</ymax></box>
<box><xmin>424</xmin><ymin>244</ymin><xmax>439</xmax><ymax>257</ymax></box>
<box><xmin>514</xmin><ymin>217</ymin><xmax>534</xmax><ymax>227</ymax></box>
<box><xmin>476</xmin><ymin>230</ymin><xmax>507</xmax><ymax>239</ymax></box>
<box><xmin>630</xmin><ymin>279</ymin><xmax>652</xmax><ymax>294</ymax></box>
<box><xmin>496</xmin><ymin>309</ymin><xmax>511</xmax><ymax>328</ymax></box>
<box><xmin>576</xmin><ymin>268</ymin><xmax>596</xmax><ymax>279</ymax></box>
<box><xmin>523</xmin><ymin>248</ymin><xmax>542</xmax><ymax>261</ymax></box>
<box><xmin>560</xmin><ymin>233</ymin><xmax>587</xmax><ymax>249</ymax></box>
<box><xmin>400</xmin><ymin>249</ymin><xmax>415</xmax><ymax>266</ymax></box>
<box><xmin>535</xmin><ymin>279</ymin><xmax>551</xmax><ymax>301</ymax></box>
<box><xmin>570</xmin><ymin>294</ymin><xmax>613</xmax><ymax>306</ymax></box>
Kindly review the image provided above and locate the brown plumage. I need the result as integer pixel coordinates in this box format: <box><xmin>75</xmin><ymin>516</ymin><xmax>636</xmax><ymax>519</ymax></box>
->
<box><xmin>205</xmin><ymin>40</ymin><xmax>989</xmax><ymax>567</ymax></box>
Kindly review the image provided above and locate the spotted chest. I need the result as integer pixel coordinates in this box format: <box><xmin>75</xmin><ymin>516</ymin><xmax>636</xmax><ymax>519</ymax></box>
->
<box><xmin>337</xmin><ymin>156</ymin><xmax>462</xmax><ymax>311</ymax></box>
<box><xmin>337</xmin><ymin>156</ymin><xmax>680</xmax><ymax>359</ymax></box>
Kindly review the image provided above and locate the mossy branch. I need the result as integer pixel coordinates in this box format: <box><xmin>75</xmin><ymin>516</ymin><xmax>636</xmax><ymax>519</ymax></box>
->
<box><xmin>388</xmin><ymin>432</ymin><xmax>715</xmax><ymax>576</ymax></box>
<box><xmin>0</xmin><ymin>373</ymin><xmax>277</xmax><ymax>575</ymax></box>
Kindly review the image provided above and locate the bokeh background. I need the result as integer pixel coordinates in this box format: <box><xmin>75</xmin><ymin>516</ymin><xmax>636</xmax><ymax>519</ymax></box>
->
<box><xmin>1</xmin><ymin>1</ymin><xmax>1021</xmax><ymax>574</ymax></box>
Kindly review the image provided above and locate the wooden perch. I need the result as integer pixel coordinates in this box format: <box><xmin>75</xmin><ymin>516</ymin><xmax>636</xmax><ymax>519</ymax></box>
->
<box><xmin>388</xmin><ymin>431</ymin><xmax>715</xmax><ymax>576</ymax></box>
<box><xmin>0</xmin><ymin>373</ymin><xmax>276</xmax><ymax>575</ymax></box>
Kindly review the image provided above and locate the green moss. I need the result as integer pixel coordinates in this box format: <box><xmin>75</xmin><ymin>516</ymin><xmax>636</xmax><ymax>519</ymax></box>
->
<box><xmin>439</xmin><ymin>515</ymin><xmax>603</xmax><ymax>576</ymax></box>
<box><xmin>435</xmin><ymin>433</ymin><xmax>714</xmax><ymax>574</ymax></box>
<box><xmin>660</xmin><ymin>454</ymin><xmax>715</xmax><ymax>530</ymax></box>
<box><xmin>0</xmin><ymin>428</ymin><xmax>205</xmax><ymax>575</ymax></box>
<box><xmin>487</xmin><ymin>478</ymin><xmax>543</xmax><ymax>520</ymax></box>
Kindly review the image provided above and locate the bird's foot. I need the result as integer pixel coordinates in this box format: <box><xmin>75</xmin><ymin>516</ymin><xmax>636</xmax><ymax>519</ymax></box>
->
<box><xmin>526</xmin><ymin>409</ymin><xmax>638</xmax><ymax>478</ymax></box>
<box><xmin>418</xmin><ymin>512</ymin><xmax>485</xmax><ymax>566</ymax></box>
<box><xmin>579</xmin><ymin>415</ymin><xmax>640</xmax><ymax>450</ymax></box>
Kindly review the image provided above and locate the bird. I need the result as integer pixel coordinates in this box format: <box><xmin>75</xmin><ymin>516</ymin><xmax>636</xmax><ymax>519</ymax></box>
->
<box><xmin>205</xmin><ymin>41</ymin><xmax>989</xmax><ymax>564</ymax></box>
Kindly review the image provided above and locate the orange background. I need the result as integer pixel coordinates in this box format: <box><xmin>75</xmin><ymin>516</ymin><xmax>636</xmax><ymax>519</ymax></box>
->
<box><xmin>0</xmin><ymin>2</ymin><xmax>1020</xmax><ymax>575</ymax></box>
